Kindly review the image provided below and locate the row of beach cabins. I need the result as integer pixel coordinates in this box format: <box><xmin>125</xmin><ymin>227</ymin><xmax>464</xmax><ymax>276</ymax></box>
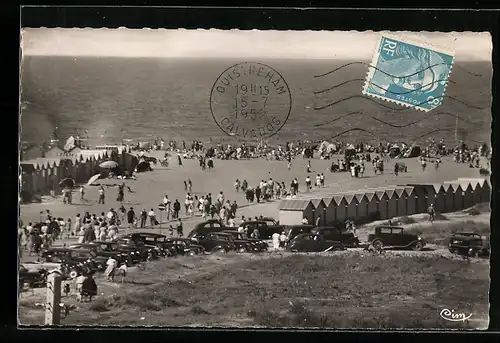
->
<box><xmin>278</xmin><ymin>178</ymin><xmax>491</xmax><ymax>226</ymax></box>
<box><xmin>19</xmin><ymin>145</ymin><xmax>137</xmax><ymax>201</ymax></box>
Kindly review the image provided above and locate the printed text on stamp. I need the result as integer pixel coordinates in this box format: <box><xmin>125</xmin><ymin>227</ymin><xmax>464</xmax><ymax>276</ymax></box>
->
<box><xmin>363</xmin><ymin>35</ymin><xmax>454</xmax><ymax>112</ymax></box>
<box><xmin>210</xmin><ymin>62</ymin><xmax>292</xmax><ymax>139</ymax></box>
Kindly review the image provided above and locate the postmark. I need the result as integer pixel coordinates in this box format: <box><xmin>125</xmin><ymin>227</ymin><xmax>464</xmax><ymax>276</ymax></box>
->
<box><xmin>210</xmin><ymin>62</ymin><xmax>292</xmax><ymax>139</ymax></box>
<box><xmin>363</xmin><ymin>34</ymin><xmax>454</xmax><ymax>112</ymax></box>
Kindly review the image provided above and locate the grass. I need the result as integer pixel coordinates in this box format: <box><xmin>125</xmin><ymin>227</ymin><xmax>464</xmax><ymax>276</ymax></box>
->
<box><xmin>406</xmin><ymin>220</ymin><xmax>490</xmax><ymax>246</ymax></box>
<box><xmin>53</xmin><ymin>252</ymin><xmax>488</xmax><ymax>329</ymax></box>
<box><xmin>465</xmin><ymin>203</ymin><xmax>491</xmax><ymax>216</ymax></box>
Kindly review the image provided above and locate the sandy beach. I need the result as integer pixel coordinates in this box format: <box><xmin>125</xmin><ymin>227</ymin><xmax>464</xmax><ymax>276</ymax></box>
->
<box><xmin>20</xmin><ymin>153</ymin><xmax>482</xmax><ymax>238</ymax></box>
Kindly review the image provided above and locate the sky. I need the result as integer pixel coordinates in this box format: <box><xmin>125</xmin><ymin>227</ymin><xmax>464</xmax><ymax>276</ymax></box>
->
<box><xmin>21</xmin><ymin>28</ymin><xmax>492</xmax><ymax>61</ymax></box>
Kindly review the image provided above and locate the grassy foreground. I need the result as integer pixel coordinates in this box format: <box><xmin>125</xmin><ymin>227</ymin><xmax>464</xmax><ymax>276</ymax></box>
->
<box><xmin>40</xmin><ymin>252</ymin><xmax>489</xmax><ymax>329</ymax></box>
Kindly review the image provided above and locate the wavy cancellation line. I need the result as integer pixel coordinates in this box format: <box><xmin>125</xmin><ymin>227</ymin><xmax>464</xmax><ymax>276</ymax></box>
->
<box><xmin>314</xmin><ymin>78</ymin><xmax>457</xmax><ymax>96</ymax></box>
<box><xmin>313</xmin><ymin>95</ymin><xmax>485</xmax><ymax>112</ymax></box>
<box><xmin>313</xmin><ymin>111</ymin><xmax>473</xmax><ymax>128</ymax></box>
<box><xmin>313</xmin><ymin>61</ymin><xmax>483</xmax><ymax>79</ymax></box>
<box><xmin>321</xmin><ymin>127</ymin><xmax>484</xmax><ymax>143</ymax></box>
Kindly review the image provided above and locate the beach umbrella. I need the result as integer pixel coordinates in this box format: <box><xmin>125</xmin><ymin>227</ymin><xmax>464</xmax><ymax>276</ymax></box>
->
<box><xmin>99</xmin><ymin>161</ymin><xmax>119</xmax><ymax>169</ymax></box>
<box><xmin>59</xmin><ymin>178</ymin><xmax>75</xmax><ymax>188</ymax></box>
<box><xmin>87</xmin><ymin>173</ymin><xmax>101</xmax><ymax>186</ymax></box>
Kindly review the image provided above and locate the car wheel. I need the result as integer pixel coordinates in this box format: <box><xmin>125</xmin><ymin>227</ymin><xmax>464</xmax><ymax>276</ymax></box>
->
<box><xmin>372</xmin><ymin>240</ymin><xmax>383</xmax><ymax>250</ymax></box>
<box><xmin>188</xmin><ymin>250</ymin><xmax>196</xmax><ymax>257</ymax></box>
<box><xmin>212</xmin><ymin>248</ymin><xmax>227</xmax><ymax>254</ymax></box>
<box><xmin>237</xmin><ymin>247</ymin><xmax>247</xmax><ymax>253</ymax></box>
<box><xmin>412</xmin><ymin>241</ymin><xmax>424</xmax><ymax>251</ymax></box>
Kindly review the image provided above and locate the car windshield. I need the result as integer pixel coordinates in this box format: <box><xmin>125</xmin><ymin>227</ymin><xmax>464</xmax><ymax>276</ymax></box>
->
<box><xmin>214</xmin><ymin>235</ymin><xmax>229</xmax><ymax>241</ymax></box>
<box><xmin>393</xmin><ymin>229</ymin><xmax>404</xmax><ymax>234</ymax></box>
<box><xmin>144</xmin><ymin>237</ymin><xmax>157</xmax><ymax>244</ymax></box>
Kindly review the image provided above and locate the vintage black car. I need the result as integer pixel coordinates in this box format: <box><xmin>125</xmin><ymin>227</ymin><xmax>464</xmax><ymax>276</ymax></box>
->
<box><xmin>367</xmin><ymin>226</ymin><xmax>425</xmax><ymax>251</ymax></box>
<box><xmin>40</xmin><ymin>248</ymin><xmax>103</xmax><ymax>278</ymax></box>
<box><xmin>286</xmin><ymin>233</ymin><xmax>346</xmax><ymax>252</ymax></box>
<box><xmin>259</xmin><ymin>217</ymin><xmax>284</xmax><ymax>235</ymax></box>
<box><xmin>311</xmin><ymin>226</ymin><xmax>361</xmax><ymax>248</ymax></box>
<box><xmin>188</xmin><ymin>219</ymin><xmax>227</xmax><ymax>238</ymax></box>
<box><xmin>190</xmin><ymin>232</ymin><xmax>236</xmax><ymax>253</ymax></box>
<box><xmin>222</xmin><ymin>230</ymin><xmax>268</xmax><ymax>252</ymax></box>
<box><xmin>285</xmin><ymin>225</ymin><xmax>315</xmax><ymax>242</ymax></box>
<box><xmin>19</xmin><ymin>264</ymin><xmax>48</xmax><ymax>289</ymax></box>
<box><xmin>212</xmin><ymin>232</ymin><xmax>253</xmax><ymax>252</ymax></box>
<box><xmin>91</xmin><ymin>240</ymin><xmax>143</xmax><ymax>264</ymax></box>
<box><xmin>165</xmin><ymin>238</ymin><xmax>205</xmax><ymax>256</ymax></box>
<box><xmin>448</xmin><ymin>232</ymin><xmax>490</xmax><ymax>257</ymax></box>
<box><xmin>123</xmin><ymin>232</ymin><xmax>177</xmax><ymax>257</ymax></box>
<box><xmin>114</xmin><ymin>237</ymin><xmax>161</xmax><ymax>260</ymax></box>
<box><xmin>240</xmin><ymin>220</ymin><xmax>283</xmax><ymax>239</ymax></box>
<box><xmin>68</xmin><ymin>243</ymin><xmax>132</xmax><ymax>265</ymax></box>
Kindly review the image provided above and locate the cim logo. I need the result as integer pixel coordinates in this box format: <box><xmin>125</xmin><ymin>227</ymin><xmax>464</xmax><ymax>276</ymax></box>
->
<box><xmin>440</xmin><ymin>308</ymin><xmax>472</xmax><ymax>322</ymax></box>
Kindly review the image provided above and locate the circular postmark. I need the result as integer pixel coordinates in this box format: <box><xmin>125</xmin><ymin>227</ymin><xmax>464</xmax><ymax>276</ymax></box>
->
<box><xmin>210</xmin><ymin>62</ymin><xmax>292</xmax><ymax>139</ymax></box>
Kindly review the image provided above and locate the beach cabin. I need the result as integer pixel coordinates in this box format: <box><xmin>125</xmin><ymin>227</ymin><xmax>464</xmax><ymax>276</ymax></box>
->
<box><xmin>365</xmin><ymin>192</ymin><xmax>379</xmax><ymax>219</ymax></box>
<box><xmin>457</xmin><ymin>178</ymin><xmax>482</xmax><ymax>206</ymax></box>
<box><xmin>431</xmin><ymin>184</ymin><xmax>446</xmax><ymax>214</ymax></box>
<box><xmin>374</xmin><ymin>190</ymin><xmax>389</xmax><ymax>220</ymax></box>
<box><xmin>442</xmin><ymin>183</ymin><xmax>455</xmax><ymax>213</ymax></box>
<box><xmin>333</xmin><ymin>195</ymin><xmax>348</xmax><ymax>223</ymax></box>
<box><xmin>321</xmin><ymin>197</ymin><xmax>336</xmax><ymax>226</ymax></box>
<box><xmin>481</xmin><ymin>179</ymin><xmax>491</xmax><ymax>203</ymax></box>
<box><xmin>385</xmin><ymin>189</ymin><xmax>398</xmax><ymax>219</ymax></box>
<box><xmin>403</xmin><ymin>187</ymin><xmax>416</xmax><ymax>215</ymax></box>
<box><xmin>459</xmin><ymin>181</ymin><xmax>475</xmax><ymax>209</ymax></box>
<box><xmin>343</xmin><ymin>194</ymin><xmax>358</xmax><ymax>221</ymax></box>
<box><xmin>406</xmin><ymin>184</ymin><xmax>436</xmax><ymax>214</ymax></box>
<box><xmin>311</xmin><ymin>199</ymin><xmax>326</xmax><ymax>226</ymax></box>
<box><xmin>354</xmin><ymin>193</ymin><xmax>369</xmax><ymax>220</ymax></box>
<box><xmin>278</xmin><ymin>199</ymin><xmax>315</xmax><ymax>226</ymax></box>
<box><xmin>394</xmin><ymin>187</ymin><xmax>407</xmax><ymax>217</ymax></box>
<box><xmin>445</xmin><ymin>182</ymin><xmax>464</xmax><ymax>211</ymax></box>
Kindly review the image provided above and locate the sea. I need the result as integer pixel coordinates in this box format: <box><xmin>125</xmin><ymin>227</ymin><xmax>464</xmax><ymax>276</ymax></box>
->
<box><xmin>20</xmin><ymin>56</ymin><xmax>492</xmax><ymax>147</ymax></box>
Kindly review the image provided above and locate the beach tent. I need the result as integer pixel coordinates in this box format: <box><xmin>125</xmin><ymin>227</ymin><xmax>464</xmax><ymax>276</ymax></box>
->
<box><xmin>385</xmin><ymin>189</ymin><xmax>398</xmax><ymax>219</ymax></box>
<box><xmin>311</xmin><ymin>199</ymin><xmax>326</xmax><ymax>226</ymax></box>
<box><xmin>354</xmin><ymin>193</ymin><xmax>369</xmax><ymax>219</ymax></box>
<box><xmin>444</xmin><ymin>182</ymin><xmax>464</xmax><ymax>211</ymax></box>
<box><xmin>321</xmin><ymin>197</ymin><xmax>336</xmax><ymax>226</ymax></box>
<box><xmin>374</xmin><ymin>190</ymin><xmax>389</xmax><ymax>220</ymax></box>
<box><xmin>459</xmin><ymin>181</ymin><xmax>475</xmax><ymax>209</ymax></box>
<box><xmin>365</xmin><ymin>192</ymin><xmax>379</xmax><ymax>218</ymax></box>
<box><xmin>333</xmin><ymin>195</ymin><xmax>348</xmax><ymax>223</ymax></box>
<box><xmin>394</xmin><ymin>187</ymin><xmax>407</xmax><ymax>217</ymax></box>
<box><xmin>442</xmin><ymin>184</ymin><xmax>455</xmax><ymax>213</ymax></box>
<box><xmin>403</xmin><ymin>187</ymin><xmax>416</xmax><ymax>215</ymax></box>
<box><xmin>278</xmin><ymin>199</ymin><xmax>315</xmax><ymax>226</ymax></box>
<box><xmin>343</xmin><ymin>194</ymin><xmax>358</xmax><ymax>220</ymax></box>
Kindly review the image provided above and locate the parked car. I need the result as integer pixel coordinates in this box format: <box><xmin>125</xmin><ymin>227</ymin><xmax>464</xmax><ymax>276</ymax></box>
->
<box><xmin>188</xmin><ymin>219</ymin><xmax>227</xmax><ymax>238</ymax></box>
<box><xmin>240</xmin><ymin>220</ymin><xmax>283</xmax><ymax>239</ymax></box>
<box><xmin>190</xmin><ymin>232</ymin><xmax>236</xmax><ymax>253</ymax></box>
<box><xmin>114</xmin><ymin>237</ymin><xmax>161</xmax><ymax>260</ymax></box>
<box><xmin>448</xmin><ymin>232</ymin><xmax>490</xmax><ymax>257</ymax></box>
<box><xmin>258</xmin><ymin>217</ymin><xmax>284</xmax><ymax>235</ymax></box>
<box><xmin>212</xmin><ymin>232</ymin><xmax>253</xmax><ymax>252</ymax></box>
<box><xmin>286</xmin><ymin>233</ymin><xmax>346</xmax><ymax>252</ymax></box>
<box><xmin>221</xmin><ymin>230</ymin><xmax>268</xmax><ymax>252</ymax></box>
<box><xmin>122</xmin><ymin>232</ymin><xmax>177</xmax><ymax>257</ymax></box>
<box><xmin>19</xmin><ymin>264</ymin><xmax>48</xmax><ymax>289</ymax></box>
<box><xmin>367</xmin><ymin>226</ymin><xmax>425</xmax><ymax>251</ymax></box>
<box><xmin>165</xmin><ymin>238</ymin><xmax>205</xmax><ymax>256</ymax></box>
<box><xmin>285</xmin><ymin>225</ymin><xmax>314</xmax><ymax>242</ymax></box>
<box><xmin>40</xmin><ymin>248</ymin><xmax>101</xmax><ymax>278</ymax></box>
<box><xmin>91</xmin><ymin>240</ymin><xmax>142</xmax><ymax>264</ymax></box>
<box><xmin>68</xmin><ymin>243</ymin><xmax>132</xmax><ymax>265</ymax></box>
<box><xmin>311</xmin><ymin>226</ymin><xmax>361</xmax><ymax>247</ymax></box>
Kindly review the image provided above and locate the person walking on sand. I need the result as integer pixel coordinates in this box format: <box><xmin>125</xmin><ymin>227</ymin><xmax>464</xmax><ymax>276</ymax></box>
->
<box><xmin>184</xmin><ymin>180</ymin><xmax>188</xmax><ymax>192</ymax></box>
<box><xmin>307</xmin><ymin>160</ymin><xmax>311</xmax><ymax>173</ymax></box>
<box><xmin>163</xmin><ymin>195</ymin><xmax>171</xmax><ymax>220</ymax></box>
<box><xmin>394</xmin><ymin>162</ymin><xmax>399</xmax><ymax>176</ymax></box>
<box><xmin>80</xmin><ymin>186</ymin><xmax>86</xmax><ymax>201</ymax></box>
<box><xmin>177</xmin><ymin>154</ymin><xmax>183</xmax><ymax>166</ymax></box>
<box><xmin>234</xmin><ymin>179</ymin><xmax>241</xmax><ymax>192</ymax></box>
<box><xmin>176</xmin><ymin>218</ymin><xmax>184</xmax><ymax>237</ymax></box>
<box><xmin>427</xmin><ymin>204</ymin><xmax>436</xmax><ymax>222</ymax></box>
<box><xmin>320</xmin><ymin>173</ymin><xmax>325</xmax><ymax>187</ymax></box>
<box><xmin>272</xmin><ymin>232</ymin><xmax>280</xmax><ymax>252</ymax></box>
<box><xmin>148</xmin><ymin>209</ymin><xmax>157</xmax><ymax>227</ymax></box>
<box><xmin>305</xmin><ymin>175</ymin><xmax>312</xmax><ymax>192</ymax></box>
<box><xmin>188</xmin><ymin>178</ymin><xmax>192</xmax><ymax>193</ymax></box>
<box><xmin>173</xmin><ymin>199</ymin><xmax>181</xmax><ymax>219</ymax></box>
<box><xmin>98</xmin><ymin>186</ymin><xmax>105</xmax><ymax>204</ymax></box>
<box><xmin>105</xmin><ymin>256</ymin><xmax>118</xmax><ymax>282</ymax></box>
<box><xmin>140</xmin><ymin>209</ymin><xmax>147</xmax><ymax>228</ymax></box>
<box><xmin>127</xmin><ymin>207</ymin><xmax>135</xmax><ymax>229</ymax></box>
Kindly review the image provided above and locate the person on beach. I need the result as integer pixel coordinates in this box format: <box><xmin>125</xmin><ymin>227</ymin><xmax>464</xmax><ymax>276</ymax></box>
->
<box><xmin>117</xmin><ymin>183</ymin><xmax>125</xmax><ymax>202</ymax></box>
<box><xmin>98</xmin><ymin>186</ymin><xmax>105</xmax><ymax>204</ymax></box>
<box><xmin>140</xmin><ymin>209</ymin><xmax>147</xmax><ymax>228</ymax></box>
<box><xmin>127</xmin><ymin>207</ymin><xmax>135</xmax><ymax>229</ymax></box>
<box><xmin>163</xmin><ymin>195</ymin><xmax>172</xmax><ymax>220</ymax></box>
<box><xmin>176</xmin><ymin>219</ymin><xmax>184</xmax><ymax>237</ymax></box>
<box><xmin>272</xmin><ymin>232</ymin><xmax>280</xmax><ymax>252</ymax></box>
<box><xmin>148</xmin><ymin>209</ymin><xmax>157</xmax><ymax>227</ymax></box>
<box><xmin>79</xmin><ymin>186</ymin><xmax>86</xmax><ymax>201</ymax></box>
<box><xmin>280</xmin><ymin>231</ymin><xmax>287</xmax><ymax>248</ymax></box>
<box><xmin>316</xmin><ymin>174</ymin><xmax>321</xmax><ymax>188</ymax></box>
<box><xmin>307</xmin><ymin>160</ymin><xmax>311</xmax><ymax>173</ymax></box>
<box><xmin>105</xmin><ymin>256</ymin><xmax>118</xmax><ymax>282</ymax></box>
<box><xmin>188</xmin><ymin>178</ymin><xmax>193</xmax><ymax>193</ymax></box>
<box><xmin>421</xmin><ymin>158</ymin><xmax>427</xmax><ymax>172</ymax></box>
<box><xmin>118</xmin><ymin>263</ymin><xmax>128</xmax><ymax>283</ymax></box>
<box><xmin>234</xmin><ymin>179</ymin><xmax>241</xmax><ymax>192</ymax></box>
<box><xmin>177</xmin><ymin>154</ymin><xmax>183</xmax><ymax>166</ymax></box>
<box><xmin>305</xmin><ymin>175</ymin><xmax>312</xmax><ymax>192</ymax></box>
<box><xmin>427</xmin><ymin>204</ymin><xmax>435</xmax><ymax>222</ymax></box>
<box><xmin>173</xmin><ymin>200</ymin><xmax>181</xmax><ymax>219</ymax></box>
<box><xmin>184</xmin><ymin>181</ymin><xmax>188</xmax><ymax>191</ymax></box>
<box><xmin>394</xmin><ymin>163</ymin><xmax>399</xmax><ymax>176</ymax></box>
<box><xmin>320</xmin><ymin>173</ymin><xmax>325</xmax><ymax>187</ymax></box>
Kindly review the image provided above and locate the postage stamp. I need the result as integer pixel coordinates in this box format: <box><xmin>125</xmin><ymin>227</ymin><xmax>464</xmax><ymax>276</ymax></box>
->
<box><xmin>210</xmin><ymin>62</ymin><xmax>292</xmax><ymax>139</ymax></box>
<box><xmin>362</xmin><ymin>34</ymin><xmax>455</xmax><ymax>112</ymax></box>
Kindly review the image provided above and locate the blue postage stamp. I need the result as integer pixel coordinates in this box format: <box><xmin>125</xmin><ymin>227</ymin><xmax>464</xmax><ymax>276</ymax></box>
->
<box><xmin>363</xmin><ymin>34</ymin><xmax>454</xmax><ymax>112</ymax></box>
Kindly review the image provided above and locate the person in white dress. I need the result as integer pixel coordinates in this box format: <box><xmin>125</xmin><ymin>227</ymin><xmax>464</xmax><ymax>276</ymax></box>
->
<box><xmin>272</xmin><ymin>232</ymin><xmax>280</xmax><ymax>252</ymax></box>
